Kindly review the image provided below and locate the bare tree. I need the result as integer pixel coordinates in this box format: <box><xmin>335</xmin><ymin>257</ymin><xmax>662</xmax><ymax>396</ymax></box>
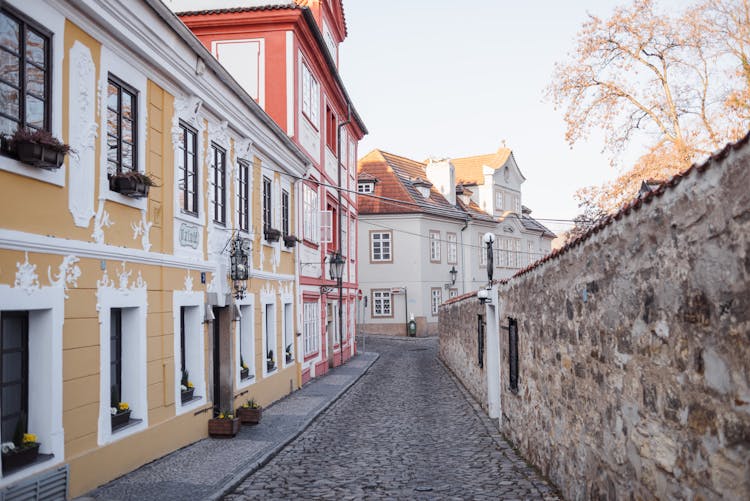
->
<box><xmin>549</xmin><ymin>0</ymin><xmax>750</xmax><ymax>214</ymax></box>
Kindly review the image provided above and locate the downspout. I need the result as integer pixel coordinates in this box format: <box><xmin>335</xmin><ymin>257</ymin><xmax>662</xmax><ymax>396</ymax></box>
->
<box><xmin>336</xmin><ymin>104</ymin><xmax>351</xmax><ymax>365</ymax></box>
<box><xmin>459</xmin><ymin>216</ymin><xmax>469</xmax><ymax>295</ymax></box>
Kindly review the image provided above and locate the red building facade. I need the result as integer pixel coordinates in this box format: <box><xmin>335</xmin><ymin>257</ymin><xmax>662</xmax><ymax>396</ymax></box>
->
<box><xmin>178</xmin><ymin>0</ymin><xmax>366</xmax><ymax>382</ymax></box>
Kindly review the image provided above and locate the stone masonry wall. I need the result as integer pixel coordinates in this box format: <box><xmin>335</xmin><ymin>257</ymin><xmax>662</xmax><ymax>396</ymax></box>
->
<box><xmin>438</xmin><ymin>298</ymin><xmax>487</xmax><ymax>411</ymax></box>
<box><xmin>439</xmin><ymin>138</ymin><xmax>750</xmax><ymax>500</ymax></box>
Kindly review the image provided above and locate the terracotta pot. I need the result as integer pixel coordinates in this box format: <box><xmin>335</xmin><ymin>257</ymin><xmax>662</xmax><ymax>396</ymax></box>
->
<box><xmin>208</xmin><ymin>417</ymin><xmax>240</xmax><ymax>437</ymax></box>
<box><xmin>2</xmin><ymin>442</ymin><xmax>40</xmax><ymax>472</ymax></box>
<box><xmin>237</xmin><ymin>406</ymin><xmax>262</xmax><ymax>425</ymax></box>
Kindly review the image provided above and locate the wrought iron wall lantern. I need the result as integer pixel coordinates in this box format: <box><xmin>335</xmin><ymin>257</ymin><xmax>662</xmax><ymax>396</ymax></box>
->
<box><xmin>230</xmin><ymin>236</ymin><xmax>251</xmax><ymax>299</ymax></box>
<box><xmin>319</xmin><ymin>252</ymin><xmax>345</xmax><ymax>295</ymax></box>
<box><xmin>449</xmin><ymin>265</ymin><xmax>458</xmax><ymax>286</ymax></box>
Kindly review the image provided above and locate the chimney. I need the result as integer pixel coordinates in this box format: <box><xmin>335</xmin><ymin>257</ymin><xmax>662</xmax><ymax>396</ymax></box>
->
<box><xmin>425</xmin><ymin>158</ymin><xmax>456</xmax><ymax>205</ymax></box>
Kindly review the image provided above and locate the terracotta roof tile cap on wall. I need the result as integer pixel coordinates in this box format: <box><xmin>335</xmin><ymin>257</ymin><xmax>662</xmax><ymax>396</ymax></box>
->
<box><xmin>176</xmin><ymin>3</ymin><xmax>299</xmax><ymax>16</ymax></box>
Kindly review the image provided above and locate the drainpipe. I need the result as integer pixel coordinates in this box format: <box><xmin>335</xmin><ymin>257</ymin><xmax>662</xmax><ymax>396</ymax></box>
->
<box><xmin>459</xmin><ymin>216</ymin><xmax>469</xmax><ymax>295</ymax></box>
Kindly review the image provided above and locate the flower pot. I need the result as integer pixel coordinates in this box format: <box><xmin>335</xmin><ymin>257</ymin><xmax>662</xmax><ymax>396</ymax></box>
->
<box><xmin>181</xmin><ymin>387</ymin><xmax>195</xmax><ymax>404</ymax></box>
<box><xmin>240</xmin><ymin>367</ymin><xmax>249</xmax><ymax>380</ymax></box>
<box><xmin>208</xmin><ymin>417</ymin><xmax>240</xmax><ymax>437</ymax></box>
<box><xmin>2</xmin><ymin>442</ymin><xmax>40</xmax><ymax>471</ymax></box>
<box><xmin>266</xmin><ymin>360</ymin><xmax>276</xmax><ymax>372</ymax></box>
<box><xmin>15</xmin><ymin>141</ymin><xmax>65</xmax><ymax>170</ymax></box>
<box><xmin>286</xmin><ymin>354</ymin><xmax>293</xmax><ymax>364</ymax></box>
<box><xmin>283</xmin><ymin>235</ymin><xmax>297</xmax><ymax>248</ymax></box>
<box><xmin>264</xmin><ymin>228</ymin><xmax>281</xmax><ymax>242</ymax></box>
<box><xmin>111</xmin><ymin>409</ymin><xmax>131</xmax><ymax>430</ymax></box>
<box><xmin>237</xmin><ymin>406</ymin><xmax>262</xmax><ymax>425</ymax></box>
<box><xmin>110</xmin><ymin>175</ymin><xmax>150</xmax><ymax>198</ymax></box>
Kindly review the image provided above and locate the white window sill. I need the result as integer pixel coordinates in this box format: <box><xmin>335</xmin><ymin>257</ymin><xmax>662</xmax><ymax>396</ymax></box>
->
<box><xmin>0</xmin><ymin>155</ymin><xmax>65</xmax><ymax>187</ymax></box>
<box><xmin>176</xmin><ymin>394</ymin><xmax>206</xmax><ymax>416</ymax></box>
<box><xmin>106</xmin><ymin>189</ymin><xmax>147</xmax><ymax>210</ymax></box>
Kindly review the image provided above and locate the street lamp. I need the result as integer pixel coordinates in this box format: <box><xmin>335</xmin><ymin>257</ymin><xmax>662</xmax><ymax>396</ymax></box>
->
<box><xmin>229</xmin><ymin>237</ymin><xmax>251</xmax><ymax>299</ymax></box>
<box><xmin>328</xmin><ymin>251</ymin><xmax>346</xmax><ymax>366</ymax></box>
<box><xmin>449</xmin><ymin>265</ymin><xmax>458</xmax><ymax>286</ymax></box>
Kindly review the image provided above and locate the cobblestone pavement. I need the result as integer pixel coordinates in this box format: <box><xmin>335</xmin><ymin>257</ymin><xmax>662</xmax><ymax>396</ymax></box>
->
<box><xmin>225</xmin><ymin>336</ymin><xmax>559</xmax><ymax>500</ymax></box>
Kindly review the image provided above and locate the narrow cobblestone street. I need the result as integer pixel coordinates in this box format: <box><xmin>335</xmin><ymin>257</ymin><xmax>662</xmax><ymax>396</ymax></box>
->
<box><xmin>225</xmin><ymin>336</ymin><xmax>559</xmax><ymax>500</ymax></box>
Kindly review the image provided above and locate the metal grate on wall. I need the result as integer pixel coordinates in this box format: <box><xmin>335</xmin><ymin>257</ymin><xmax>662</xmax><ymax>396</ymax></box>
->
<box><xmin>0</xmin><ymin>465</ymin><xmax>68</xmax><ymax>501</ymax></box>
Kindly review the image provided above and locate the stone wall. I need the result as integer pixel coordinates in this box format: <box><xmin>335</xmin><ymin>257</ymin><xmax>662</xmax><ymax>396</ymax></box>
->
<box><xmin>438</xmin><ymin>299</ymin><xmax>487</xmax><ymax>408</ymax></box>
<box><xmin>439</xmin><ymin>137</ymin><xmax>750</xmax><ymax>500</ymax></box>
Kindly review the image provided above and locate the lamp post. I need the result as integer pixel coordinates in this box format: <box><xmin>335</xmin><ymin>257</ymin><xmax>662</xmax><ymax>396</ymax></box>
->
<box><xmin>328</xmin><ymin>251</ymin><xmax>346</xmax><ymax>365</ymax></box>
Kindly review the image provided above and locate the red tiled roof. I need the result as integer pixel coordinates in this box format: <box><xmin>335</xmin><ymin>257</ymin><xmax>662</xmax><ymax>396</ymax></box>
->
<box><xmin>176</xmin><ymin>4</ymin><xmax>299</xmax><ymax>16</ymax></box>
<box><xmin>452</xmin><ymin>148</ymin><xmax>512</xmax><ymax>185</ymax></box>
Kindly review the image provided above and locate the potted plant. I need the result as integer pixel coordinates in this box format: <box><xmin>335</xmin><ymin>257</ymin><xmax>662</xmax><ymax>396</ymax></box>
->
<box><xmin>4</xmin><ymin>128</ymin><xmax>71</xmax><ymax>170</ymax></box>
<box><xmin>109</xmin><ymin>171</ymin><xmax>157</xmax><ymax>198</ymax></box>
<box><xmin>208</xmin><ymin>410</ymin><xmax>240</xmax><ymax>437</ymax></box>
<box><xmin>180</xmin><ymin>369</ymin><xmax>195</xmax><ymax>403</ymax></box>
<box><xmin>1</xmin><ymin>413</ymin><xmax>40</xmax><ymax>471</ymax></box>
<box><xmin>285</xmin><ymin>344</ymin><xmax>293</xmax><ymax>363</ymax></box>
<box><xmin>266</xmin><ymin>350</ymin><xmax>276</xmax><ymax>372</ymax></box>
<box><xmin>283</xmin><ymin>234</ymin><xmax>298</xmax><ymax>248</ymax></box>
<box><xmin>264</xmin><ymin>228</ymin><xmax>282</xmax><ymax>242</ymax></box>
<box><xmin>236</xmin><ymin>398</ymin><xmax>262</xmax><ymax>425</ymax></box>
<box><xmin>110</xmin><ymin>386</ymin><xmax>131</xmax><ymax>430</ymax></box>
<box><xmin>240</xmin><ymin>355</ymin><xmax>249</xmax><ymax>380</ymax></box>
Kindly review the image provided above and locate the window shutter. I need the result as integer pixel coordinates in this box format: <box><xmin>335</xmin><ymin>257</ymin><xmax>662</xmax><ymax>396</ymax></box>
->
<box><xmin>320</xmin><ymin>210</ymin><xmax>332</xmax><ymax>243</ymax></box>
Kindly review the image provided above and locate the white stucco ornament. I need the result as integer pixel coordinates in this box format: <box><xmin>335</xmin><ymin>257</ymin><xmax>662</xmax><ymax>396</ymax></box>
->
<box><xmin>131</xmin><ymin>211</ymin><xmax>153</xmax><ymax>252</ymax></box>
<box><xmin>14</xmin><ymin>253</ymin><xmax>40</xmax><ymax>295</ymax></box>
<box><xmin>184</xmin><ymin>271</ymin><xmax>194</xmax><ymax>292</ymax></box>
<box><xmin>47</xmin><ymin>255</ymin><xmax>81</xmax><ymax>299</ymax></box>
<box><xmin>92</xmin><ymin>202</ymin><xmax>113</xmax><ymax>244</ymax></box>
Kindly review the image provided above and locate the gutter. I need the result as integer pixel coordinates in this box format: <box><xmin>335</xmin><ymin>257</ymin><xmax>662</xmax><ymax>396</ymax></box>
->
<box><xmin>143</xmin><ymin>0</ymin><xmax>312</xmax><ymax>170</ymax></box>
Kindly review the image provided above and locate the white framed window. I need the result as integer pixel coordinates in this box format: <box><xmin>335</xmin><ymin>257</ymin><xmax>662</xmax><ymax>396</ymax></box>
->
<box><xmin>528</xmin><ymin>241</ymin><xmax>535</xmax><ymax>265</ymax></box>
<box><xmin>447</xmin><ymin>233</ymin><xmax>457</xmax><ymax>264</ymax></box>
<box><xmin>235</xmin><ymin>294</ymin><xmax>255</xmax><ymax>388</ymax></box>
<box><xmin>498</xmin><ymin>238</ymin><xmax>508</xmax><ymax>268</ymax></box>
<box><xmin>370</xmin><ymin>231</ymin><xmax>392</xmax><ymax>262</ymax></box>
<box><xmin>301</xmin><ymin>63</ymin><xmax>319</xmax><ymax>127</ymax></box>
<box><xmin>320</xmin><ymin>210</ymin><xmax>333</xmax><ymax>243</ymax></box>
<box><xmin>449</xmin><ymin>288</ymin><xmax>458</xmax><ymax>299</ymax></box>
<box><xmin>495</xmin><ymin>190</ymin><xmax>504</xmax><ymax>212</ymax></box>
<box><xmin>282</xmin><ymin>302</ymin><xmax>294</xmax><ymax>365</ymax></box>
<box><xmin>479</xmin><ymin>233</ymin><xmax>486</xmax><ymax>266</ymax></box>
<box><xmin>303</xmin><ymin>184</ymin><xmax>319</xmax><ymax>244</ymax></box>
<box><xmin>173</xmin><ymin>291</ymin><xmax>206</xmax><ymax>415</ymax></box>
<box><xmin>342</xmin><ymin>214</ymin><xmax>348</xmax><ymax>258</ymax></box>
<box><xmin>429</xmin><ymin>230</ymin><xmax>441</xmax><ymax>263</ymax></box>
<box><xmin>371</xmin><ymin>290</ymin><xmax>392</xmax><ymax>317</ymax></box>
<box><xmin>262</xmin><ymin>296</ymin><xmax>278</xmax><ymax>375</ymax></box>
<box><xmin>357</xmin><ymin>182</ymin><xmax>373</xmax><ymax>193</ymax></box>
<box><xmin>303</xmin><ymin>301</ymin><xmax>320</xmax><ymax>357</ymax></box>
<box><xmin>430</xmin><ymin>288</ymin><xmax>442</xmax><ymax>316</ymax></box>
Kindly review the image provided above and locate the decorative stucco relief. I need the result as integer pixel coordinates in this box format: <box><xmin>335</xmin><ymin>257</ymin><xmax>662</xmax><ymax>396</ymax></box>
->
<box><xmin>68</xmin><ymin>41</ymin><xmax>97</xmax><ymax>227</ymax></box>
<box><xmin>92</xmin><ymin>202</ymin><xmax>113</xmax><ymax>244</ymax></box>
<box><xmin>47</xmin><ymin>256</ymin><xmax>81</xmax><ymax>299</ymax></box>
<box><xmin>131</xmin><ymin>211</ymin><xmax>153</xmax><ymax>252</ymax></box>
<box><xmin>171</xmin><ymin>94</ymin><xmax>204</xmax><ymax>147</ymax></box>
<box><xmin>14</xmin><ymin>253</ymin><xmax>40</xmax><ymax>295</ymax></box>
<box><xmin>184</xmin><ymin>271</ymin><xmax>194</xmax><ymax>293</ymax></box>
<box><xmin>96</xmin><ymin>262</ymin><xmax>147</xmax><ymax>311</ymax></box>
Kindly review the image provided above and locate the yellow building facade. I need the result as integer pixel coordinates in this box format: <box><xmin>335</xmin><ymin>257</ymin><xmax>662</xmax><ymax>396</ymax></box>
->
<box><xmin>0</xmin><ymin>0</ymin><xmax>309</xmax><ymax>496</ymax></box>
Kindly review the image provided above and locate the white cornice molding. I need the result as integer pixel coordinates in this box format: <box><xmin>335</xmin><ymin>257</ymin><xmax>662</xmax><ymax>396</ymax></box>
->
<box><xmin>0</xmin><ymin>229</ymin><xmax>214</xmax><ymax>272</ymax></box>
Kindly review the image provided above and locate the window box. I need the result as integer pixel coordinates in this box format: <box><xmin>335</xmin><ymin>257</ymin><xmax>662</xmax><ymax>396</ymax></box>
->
<box><xmin>283</xmin><ymin>234</ymin><xmax>298</xmax><ymax>248</ymax></box>
<box><xmin>111</xmin><ymin>409</ymin><xmax>131</xmax><ymax>431</ymax></box>
<box><xmin>1</xmin><ymin>130</ymin><xmax>71</xmax><ymax>170</ymax></box>
<box><xmin>109</xmin><ymin>172</ymin><xmax>155</xmax><ymax>198</ymax></box>
<box><xmin>1</xmin><ymin>442</ymin><xmax>40</xmax><ymax>472</ymax></box>
<box><xmin>266</xmin><ymin>360</ymin><xmax>276</xmax><ymax>372</ymax></box>
<box><xmin>208</xmin><ymin>416</ymin><xmax>240</xmax><ymax>437</ymax></box>
<box><xmin>240</xmin><ymin>367</ymin><xmax>249</xmax><ymax>380</ymax></box>
<box><xmin>264</xmin><ymin>228</ymin><xmax>281</xmax><ymax>243</ymax></box>
<box><xmin>180</xmin><ymin>387</ymin><xmax>195</xmax><ymax>404</ymax></box>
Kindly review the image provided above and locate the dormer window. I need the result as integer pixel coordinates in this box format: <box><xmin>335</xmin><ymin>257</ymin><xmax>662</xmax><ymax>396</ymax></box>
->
<box><xmin>412</xmin><ymin>178</ymin><xmax>432</xmax><ymax>199</ymax></box>
<box><xmin>357</xmin><ymin>182</ymin><xmax>374</xmax><ymax>194</ymax></box>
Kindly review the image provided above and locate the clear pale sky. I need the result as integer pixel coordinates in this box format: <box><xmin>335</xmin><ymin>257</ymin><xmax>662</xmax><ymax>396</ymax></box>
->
<box><xmin>339</xmin><ymin>0</ymin><xmax>670</xmax><ymax>234</ymax></box>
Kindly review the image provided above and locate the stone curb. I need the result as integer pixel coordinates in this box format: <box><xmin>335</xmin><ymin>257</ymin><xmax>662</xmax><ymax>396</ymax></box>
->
<box><xmin>206</xmin><ymin>352</ymin><xmax>380</xmax><ymax>501</ymax></box>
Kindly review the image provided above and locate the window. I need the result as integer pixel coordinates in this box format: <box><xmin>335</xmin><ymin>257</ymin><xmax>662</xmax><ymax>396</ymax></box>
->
<box><xmin>342</xmin><ymin>214</ymin><xmax>348</xmax><ymax>258</ymax></box>
<box><xmin>370</xmin><ymin>231</ymin><xmax>392</xmax><ymax>262</ymax></box>
<box><xmin>237</xmin><ymin>302</ymin><xmax>255</xmax><ymax>384</ymax></box>
<box><xmin>281</xmin><ymin>189</ymin><xmax>289</xmax><ymax>237</ymax></box>
<box><xmin>303</xmin><ymin>302</ymin><xmax>319</xmax><ymax>357</ymax></box>
<box><xmin>211</xmin><ymin>143</ymin><xmax>226</xmax><ymax>225</ymax></box>
<box><xmin>325</xmin><ymin>105</ymin><xmax>337</xmax><ymax>153</ymax></box>
<box><xmin>0</xmin><ymin>8</ymin><xmax>50</xmax><ymax>136</ymax></box>
<box><xmin>303</xmin><ymin>184</ymin><xmax>319</xmax><ymax>243</ymax></box>
<box><xmin>178</xmin><ymin>122</ymin><xmax>198</xmax><ymax>215</ymax></box>
<box><xmin>106</xmin><ymin>75</ymin><xmax>138</xmax><ymax>177</ymax></box>
<box><xmin>357</xmin><ymin>182</ymin><xmax>373</xmax><ymax>194</ymax></box>
<box><xmin>174</xmin><ymin>293</ymin><xmax>206</xmax><ymax>415</ymax></box>
<box><xmin>238</xmin><ymin>160</ymin><xmax>250</xmax><ymax>232</ymax></box>
<box><xmin>447</xmin><ymin>233</ymin><xmax>457</xmax><ymax>264</ymax></box>
<box><xmin>1</xmin><ymin>311</ymin><xmax>28</xmax><ymax>445</ymax></box>
<box><xmin>110</xmin><ymin>309</ymin><xmax>123</xmax><ymax>413</ymax></box>
<box><xmin>449</xmin><ymin>288</ymin><xmax>458</xmax><ymax>299</ymax></box>
<box><xmin>495</xmin><ymin>190</ymin><xmax>503</xmax><ymax>212</ymax></box>
<box><xmin>262</xmin><ymin>176</ymin><xmax>272</xmax><ymax>233</ymax></box>
<box><xmin>514</xmin><ymin>195</ymin><xmax>521</xmax><ymax>214</ymax></box>
<box><xmin>283</xmin><ymin>303</ymin><xmax>293</xmax><ymax>363</ymax></box>
<box><xmin>429</xmin><ymin>231</ymin><xmax>441</xmax><ymax>263</ymax></box>
<box><xmin>509</xmin><ymin>317</ymin><xmax>519</xmax><ymax>393</ymax></box>
<box><xmin>320</xmin><ymin>210</ymin><xmax>333</xmax><ymax>244</ymax></box>
<box><xmin>372</xmin><ymin>290</ymin><xmax>392</xmax><ymax>317</ymax></box>
<box><xmin>264</xmin><ymin>302</ymin><xmax>277</xmax><ymax>372</ymax></box>
<box><xmin>527</xmin><ymin>241</ymin><xmax>534</xmax><ymax>266</ymax></box>
<box><xmin>430</xmin><ymin>288</ymin><xmax>442</xmax><ymax>316</ymax></box>
<box><xmin>301</xmin><ymin>63</ymin><xmax>319</xmax><ymax>127</ymax></box>
<box><xmin>498</xmin><ymin>238</ymin><xmax>508</xmax><ymax>267</ymax></box>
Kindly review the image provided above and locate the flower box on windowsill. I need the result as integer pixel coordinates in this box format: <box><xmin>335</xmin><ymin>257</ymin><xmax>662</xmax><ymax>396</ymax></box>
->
<box><xmin>240</xmin><ymin>367</ymin><xmax>249</xmax><ymax>380</ymax></box>
<box><xmin>208</xmin><ymin>416</ymin><xmax>240</xmax><ymax>438</ymax></box>
<box><xmin>181</xmin><ymin>387</ymin><xmax>195</xmax><ymax>404</ymax></box>
<box><xmin>109</xmin><ymin>174</ymin><xmax>150</xmax><ymax>199</ymax></box>
<box><xmin>15</xmin><ymin>142</ymin><xmax>66</xmax><ymax>170</ymax></box>
<box><xmin>283</xmin><ymin>234</ymin><xmax>298</xmax><ymax>248</ymax></box>
<box><xmin>1</xmin><ymin>442</ymin><xmax>40</xmax><ymax>472</ymax></box>
<box><xmin>237</xmin><ymin>405</ymin><xmax>262</xmax><ymax>425</ymax></box>
<box><xmin>111</xmin><ymin>409</ymin><xmax>131</xmax><ymax>431</ymax></box>
<box><xmin>266</xmin><ymin>360</ymin><xmax>276</xmax><ymax>372</ymax></box>
<box><xmin>264</xmin><ymin>228</ymin><xmax>281</xmax><ymax>243</ymax></box>
<box><xmin>1</xmin><ymin>130</ymin><xmax>71</xmax><ymax>170</ymax></box>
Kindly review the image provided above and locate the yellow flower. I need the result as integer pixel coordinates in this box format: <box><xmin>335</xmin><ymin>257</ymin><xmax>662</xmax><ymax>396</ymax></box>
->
<box><xmin>187</xmin><ymin>381</ymin><xmax>194</xmax><ymax>389</ymax></box>
<box><xmin>22</xmin><ymin>433</ymin><xmax>36</xmax><ymax>444</ymax></box>
<box><xmin>219</xmin><ymin>412</ymin><xmax>225</xmax><ymax>419</ymax></box>
<box><xmin>242</xmin><ymin>363</ymin><xmax>248</xmax><ymax>370</ymax></box>
<box><xmin>242</xmin><ymin>403</ymin><xmax>249</xmax><ymax>408</ymax></box>
<box><xmin>118</xmin><ymin>402</ymin><xmax>129</xmax><ymax>411</ymax></box>
<box><xmin>227</xmin><ymin>413</ymin><xmax>233</xmax><ymax>419</ymax></box>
